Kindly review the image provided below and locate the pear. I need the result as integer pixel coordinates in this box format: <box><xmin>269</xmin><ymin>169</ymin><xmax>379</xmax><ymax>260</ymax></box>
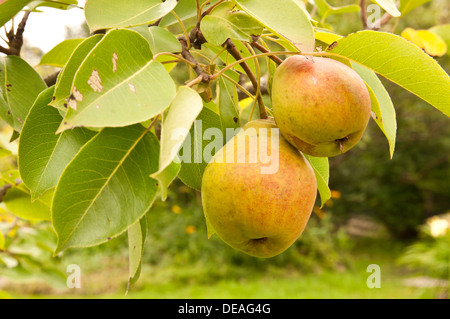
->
<box><xmin>201</xmin><ymin>119</ymin><xmax>317</xmax><ymax>258</ymax></box>
<box><xmin>272</xmin><ymin>56</ymin><xmax>371</xmax><ymax>157</ymax></box>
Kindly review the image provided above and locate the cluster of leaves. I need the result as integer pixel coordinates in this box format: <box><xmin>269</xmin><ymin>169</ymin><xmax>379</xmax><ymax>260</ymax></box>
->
<box><xmin>0</xmin><ymin>0</ymin><xmax>449</xmax><ymax>288</ymax></box>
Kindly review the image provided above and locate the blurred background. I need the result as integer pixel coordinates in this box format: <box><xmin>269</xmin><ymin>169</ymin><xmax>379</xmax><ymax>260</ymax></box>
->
<box><xmin>0</xmin><ymin>0</ymin><xmax>449</xmax><ymax>299</ymax></box>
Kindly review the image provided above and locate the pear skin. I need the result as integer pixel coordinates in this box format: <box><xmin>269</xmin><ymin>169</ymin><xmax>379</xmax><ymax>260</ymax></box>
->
<box><xmin>272</xmin><ymin>56</ymin><xmax>371</xmax><ymax>157</ymax></box>
<box><xmin>201</xmin><ymin>119</ymin><xmax>317</xmax><ymax>258</ymax></box>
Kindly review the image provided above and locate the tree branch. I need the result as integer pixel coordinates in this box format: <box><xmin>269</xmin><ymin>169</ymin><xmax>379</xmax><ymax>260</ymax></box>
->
<box><xmin>178</xmin><ymin>36</ymin><xmax>211</xmax><ymax>83</ymax></box>
<box><xmin>2</xmin><ymin>11</ymin><xmax>31</xmax><ymax>56</ymax></box>
<box><xmin>0</xmin><ymin>184</ymin><xmax>12</xmax><ymax>203</ymax></box>
<box><xmin>250</xmin><ymin>38</ymin><xmax>283</xmax><ymax>65</ymax></box>
<box><xmin>44</xmin><ymin>71</ymin><xmax>60</xmax><ymax>87</ymax></box>
<box><xmin>224</xmin><ymin>39</ymin><xmax>267</xmax><ymax>119</ymax></box>
<box><xmin>360</xmin><ymin>0</ymin><xmax>369</xmax><ymax>29</ymax></box>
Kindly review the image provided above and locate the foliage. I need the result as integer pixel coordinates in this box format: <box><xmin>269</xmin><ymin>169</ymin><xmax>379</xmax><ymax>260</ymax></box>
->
<box><xmin>398</xmin><ymin>214</ymin><xmax>450</xmax><ymax>279</ymax></box>
<box><xmin>0</xmin><ymin>0</ymin><xmax>449</xmax><ymax>289</ymax></box>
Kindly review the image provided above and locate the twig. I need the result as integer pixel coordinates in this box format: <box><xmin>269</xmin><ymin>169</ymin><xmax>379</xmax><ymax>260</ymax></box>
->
<box><xmin>44</xmin><ymin>71</ymin><xmax>60</xmax><ymax>87</ymax></box>
<box><xmin>178</xmin><ymin>36</ymin><xmax>211</xmax><ymax>83</ymax></box>
<box><xmin>0</xmin><ymin>184</ymin><xmax>12</xmax><ymax>203</ymax></box>
<box><xmin>224</xmin><ymin>39</ymin><xmax>267</xmax><ymax>119</ymax></box>
<box><xmin>360</xmin><ymin>0</ymin><xmax>368</xmax><ymax>29</ymax></box>
<box><xmin>251</xmin><ymin>39</ymin><xmax>283</xmax><ymax>65</ymax></box>
<box><xmin>1</xmin><ymin>11</ymin><xmax>31</xmax><ymax>56</ymax></box>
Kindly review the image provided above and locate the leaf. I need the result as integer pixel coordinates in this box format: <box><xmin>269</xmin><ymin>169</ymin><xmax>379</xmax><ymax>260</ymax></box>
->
<box><xmin>399</xmin><ymin>0</ymin><xmax>431</xmax><ymax>15</ymax></box>
<box><xmin>0</xmin><ymin>56</ymin><xmax>47</xmax><ymax>132</ymax></box>
<box><xmin>401</xmin><ymin>28</ymin><xmax>447</xmax><ymax>57</ymax></box>
<box><xmin>238</xmin><ymin>97</ymin><xmax>259</xmax><ymax>126</ymax></box>
<box><xmin>0</xmin><ymin>230</ymin><xmax>5</xmax><ymax>250</ymax></box>
<box><xmin>151</xmin><ymin>87</ymin><xmax>203</xmax><ymax>199</ymax></box>
<box><xmin>18</xmin><ymin>87</ymin><xmax>96</xmax><ymax>200</ymax></box>
<box><xmin>151</xmin><ymin>160</ymin><xmax>181</xmax><ymax>201</ymax></box>
<box><xmin>328</xmin><ymin>30</ymin><xmax>450</xmax><ymax>117</ymax></box>
<box><xmin>429</xmin><ymin>25</ymin><xmax>450</xmax><ymax>56</ymax></box>
<box><xmin>127</xmin><ymin>215</ymin><xmax>147</xmax><ymax>290</ymax></box>
<box><xmin>51</xmin><ymin>34</ymin><xmax>103</xmax><ymax>113</ymax></box>
<box><xmin>147</xmin><ymin>26</ymin><xmax>182</xmax><ymax>54</ymax></box>
<box><xmin>0</xmin><ymin>0</ymin><xmax>32</xmax><ymax>28</ymax></box>
<box><xmin>200</xmin><ymin>2</ymin><xmax>263</xmax><ymax>46</ymax></box>
<box><xmin>28</xmin><ymin>0</ymin><xmax>78</xmax><ymax>11</ymax></box>
<box><xmin>54</xmin><ymin>29</ymin><xmax>176</xmax><ymax>132</ymax></box>
<box><xmin>1</xmin><ymin>171</ymin><xmax>52</xmax><ymax>221</ymax></box>
<box><xmin>235</xmin><ymin>0</ymin><xmax>315</xmax><ymax>52</ymax></box>
<box><xmin>160</xmin><ymin>0</ymin><xmax>221</xmax><ymax>27</ymax></box>
<box><xmin>39</xmin><ymin>38</ymin><xmax>84</xmax><ymax>67</ymax></box>
<box><xmin>0</xmin><ymin>148</ymin><xmax>11</xmax><ymax>158</ymax></box>
<box><xmin>217</xmin><ymin>74</ymin><xmax>240</xmax><ymax>131</ymax></box>
<box><xmin>315</xmin><ymin>0</ymin><xmax>360</xmax><ymax>16</ymax></box>
<box><xmin>85</xmin><ymin>0</ymin><xmax>178</xmax><ymax>31</ymax></box>
<box><xmin>370</xmin><ymin>0</ymin><xmax>401</xmax><ymax>17</ymax></box>
<box><xmin>352</xmin><ymin>63</ymin><xmax>397</xmax><ymax>158</ymax></box>
<box><xmin>303</xmin><ymin>155</ymin><xmax>330</xmax><ymax>207</ymax></box>
<box><xmin>52</xmin><ymin>125</ymin><xmax>160</xmax><ymax>253</ymax></box>
<box><xmin>178</xmin><ymin>107</ymin><xmax>225</xmax><ymax>191</ymax></box>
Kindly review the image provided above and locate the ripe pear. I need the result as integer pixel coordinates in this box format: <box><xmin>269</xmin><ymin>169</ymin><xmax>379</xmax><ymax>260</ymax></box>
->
<box><xmin>272</xmin><ymin>56</ymin><xmax>371</xmax><ymax>157</ymax></box>
<box><xmin>201</xmin><ymin>118</ymin><xmax>317</xmax><ymax>258</ymax></box>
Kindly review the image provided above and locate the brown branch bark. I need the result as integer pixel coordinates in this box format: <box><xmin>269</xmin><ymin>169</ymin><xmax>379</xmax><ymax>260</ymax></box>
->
<box><xmin>178</xmin><ymin>36</ymin><xmax>211</xmax><ymax>83</ymax></box>
<box><xmin>250</xmin><ymin>40</ymin><xmax>283</xmax><ymax>65</ymax></box>
<box><xmin>1</xmin><ymin>11</ymin><xmax>31</xmax><ymax>56</ymax></box>
<box><xmin>225</xmin><ymin>39</ymin><xmax>268</xmax><ymax>119</ymax></box>
<box><xmin>44</xmin><ymin>71</ymin><xmax>60</xmax><ymax>87</ymax></box>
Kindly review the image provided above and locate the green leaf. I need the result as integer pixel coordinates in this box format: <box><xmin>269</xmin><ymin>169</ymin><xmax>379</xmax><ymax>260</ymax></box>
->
<box><xmin>151</xmin><ymin>160</ymin><xmax>181</xmax><ymax>201</ymax></box>
<box><xmin>217</xmin><ymin>74</ymin><xmax>240</xmax><ymax>130</ymax></box>
<box><xmin>51</xmin><ymin>35</ymin><xmax>104</xmax><ymax>113</ymax></box>
<box><xmin>54</xmin><ymin>29</ymin><xmax>176</xmax><ymax>132</ymax></box>
<box><xmin>352</xmin><ymin>63</ymin><xmax>397</xmax><ymax>158</ymax></box>
<box><xmin>160</xmin><ymin>0</ymin><xmax>221</xmax><ymax>27</ymax></box>
<box><xmin>200</xmin><ymin>2</ymin><xmax>263</xmax><ymax>46</ymax></box>
<box><xmin>127</xmin><ymin>215</ymin><xmax>147</xmax><ymax>289</ymax></box>
<box><xmin>235</xmin><ymin>0</ymin><xmax>315</xmax><ymax>52</ymax></box>
<box><xmin>370</xmin><ymin>0</ymin><xmax>401</xmax><ymax>17</ymax></box>
<box><xmin>39</xmin><ymin>38</ymin><xmax>84</xmax><ymax>67</ymax></box>
<box><xmin>315</xmin><ymin>0</ymin><xmax>360</xmax><ymax>16</ymax></box>
<box><xmin>1</xmin><ymin>171</ymin><xmax>52</xmax><ymax>221</ymax></box>
<box><xmin>28</xmin><ymin>0</ymin><xmax>78</xmax><ymax>11</ymax></box>
<box><xmin>303</xmin><ymin>155</ymin><xmax>330</xmax><ymax>207</ymax></box>
<box><xmin>151</xmin><ymin>87</ymin><xmax>203</xmax><ymax>199</ymax></box>
<box><xmin>178</xmin><ymin>107</ymin><xmax>225</xmax><ymax>191</ymax></box>
<box><xmin>328</xmin><ymin>31</ymin><xmax>450</xmax><ymax>117</ymax></box>
<box><xmin>0</xmin><ymin>148</ymin><xmax>11</xmax><ymax>158</ymax></box>
<box><xmin>0</xmin><ymin>56</ymin><xmax>47</xmax><ymax>132</ymax></box>
<box><xmin>0</xmin><ymin>0</ymin><xmax>32</xmax><ymax>28</ymax></box>
<box><xmin>18</xmin><ymin>87</ymin><xmax>96</xmax><ymax>200</ymax></box>
<box><xmin>52</xmin><ymin>125</ymin><xmax>160</xmax><ymax>252</ymax></box>
<box><xmin>85</xmin><ymin>0</ymin><xmax>178</xmax><ymax>31</ymax></box>
<box><xmin>147</xmin><ymin>26</ymin><xmax>182</xmax><ymax>54</ymax></box>
<box><xmin>399</xmin><ymin>0</ymin><xmax>431</xmax><ymax>15</ymax></box>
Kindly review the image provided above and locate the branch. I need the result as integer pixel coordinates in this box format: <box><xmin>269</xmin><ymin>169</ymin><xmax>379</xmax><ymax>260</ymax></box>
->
<box><xmin>250</xmin><ymin>38</ymin><xmax>283</xmax><ymax>65</ymax></box>
<box><xmin>224</xmin><ymin>39</ymin><xmax>267</xmax><ymax>119</ymax></box>
<box><xmin>360</xmin><ymin>0</ymin><xmax>369</xmax><ymax>29</ymax></box>
<box><xmin>360</xmin><ymin>0</ymin><xmax>394</xmax><ymax>30</ymax></box>
<box><xmin>0</xmin><ymin>184</ymin><xmax>12</xmax><ymax>203</ymax></box>
<box><xmin>3</xmin><ymin>11</ymin><xmax>31</xmax><ymax>56</ymax></box>
<box><xmin>44</xmin><ymin>71</ymin><xmax>60</xmax><ymax>87</ymax></box>
<box><xmin>178</xmin><ymin>36</ymin><xmax>211</xmax><ymax>83</ymax></box>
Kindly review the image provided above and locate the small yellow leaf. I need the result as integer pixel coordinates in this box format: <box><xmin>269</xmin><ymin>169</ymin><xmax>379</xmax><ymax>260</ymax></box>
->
<box><xmin>401</xmin><ymin>28</ymin><xmax>424</xmax><ymax>48</ymax></box>
<box><xmin>401</xmin><ymin>28</ymin><xmax>447</xmax><ymax>57</ymax></box>
<box><xmin>417</xmin><ymin>30</ymin><xmax>447</xmax><ymax>57</ymax></box>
